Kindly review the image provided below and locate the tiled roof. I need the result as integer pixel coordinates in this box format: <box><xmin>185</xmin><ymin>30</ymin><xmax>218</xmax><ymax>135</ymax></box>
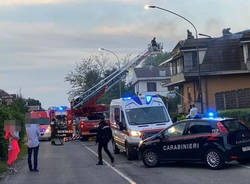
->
<box><xmin>0</xmin><ymin>89</ymin><xmax>9</xmax><ymax>97</ymax></box>
<box><xmin>134</xmin><ymin>66</ymin><xmax>170</xmax><ymax>78</ymax></box>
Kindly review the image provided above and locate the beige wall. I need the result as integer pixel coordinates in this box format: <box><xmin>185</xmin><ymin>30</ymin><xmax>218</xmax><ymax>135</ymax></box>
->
<box><xmin>204</xmin><ymin>74</ymin><xmax>250</xmax><ymax>111</ymax></box>
<box><xmin>181</xmin><ymin>74</ymin><xmax>250</xmax><ymax>113</ymax></box>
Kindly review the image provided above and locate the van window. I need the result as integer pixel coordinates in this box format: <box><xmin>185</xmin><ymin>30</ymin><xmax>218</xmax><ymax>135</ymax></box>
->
<box><xmin>121</xmin><ymin>111</ymin><xmax>127</xmax><ymax>130</ymax></box>
<box><xmin>125</xmin><ymin>106</ymin><xmax>169</xmax><ymax>125</ymax></box>
<box><xmin>114</xmin><ymin>108</ymin><xmax>120</xmax><ymax>122</ymax></box>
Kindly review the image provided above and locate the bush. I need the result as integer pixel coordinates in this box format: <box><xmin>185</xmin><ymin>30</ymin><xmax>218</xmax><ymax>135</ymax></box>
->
<box><xmin>218</xmin><ymin>108</ymin><xmax>250</xmax><ymax>127</ymax></box>
<box><xmin>0</xmin><ymin>98</ymin><xmax>27</xmax><ymax>161</ymax></box>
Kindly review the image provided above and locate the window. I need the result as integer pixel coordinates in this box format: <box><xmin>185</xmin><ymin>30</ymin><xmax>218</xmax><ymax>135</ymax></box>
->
<box><xmin>125</xmin><ymin>106</ymin><xmax>170</xmax><ymax>125</ymax></box>
<box><xmin>120</xmin><ymin>111</ymin><xmax>127</xmax><ymax>130</ymax></box>
<box><xmin>147</xmin><ymin>82</ymin><xmax>157</xmax><ymax>92</ymax></box>
<box><xmin>114</xmin><ymin>108</ymin><xmax>120</xmax><ymax>122</ymax></box>
<box><xmin>164</xmin><ymin>122</ymin><xmax>186</xmax><ymax>138</ymax></box>
<box><xmin>192</xmin><ymin>51</ymin><xmax>198</xmax><ymax>67</ymax></box>
<box><xmin>248</xmin><ymin>43</ymin><xmax>250</xmax><ymax>59</ymax></box>
<box><xmin>187</xmin><ymin>121</ymin><xmax>214</xmax><ymax>135</ymax></box>
<box><xmin>222</xmin><ymin>120</ymin><xmax>249</xmax><ymax>132</ymax></box>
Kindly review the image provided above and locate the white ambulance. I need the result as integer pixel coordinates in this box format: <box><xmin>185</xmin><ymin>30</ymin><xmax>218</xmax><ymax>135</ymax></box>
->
<box><xmin>110</xmin><ymin>95</ymin><xmax>172</xmax><ymax>160</ymax></box>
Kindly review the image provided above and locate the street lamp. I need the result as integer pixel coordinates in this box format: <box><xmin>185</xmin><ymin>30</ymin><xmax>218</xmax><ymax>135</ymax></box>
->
<box><xmin>145</xmin><ymin>5</ymin><xmax>204</xmax><ymax>113</ymax></box>
<box><xmin>98</xmin><ymin>48</ymin><xmax>122</xmax><ymax>98</ymax></box>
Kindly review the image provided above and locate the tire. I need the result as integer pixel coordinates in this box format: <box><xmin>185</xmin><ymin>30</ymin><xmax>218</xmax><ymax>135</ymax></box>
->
<box><xmin>81</xmin><ymin>136</ymin><xmax>88</xmax><ymax>141</ymax></box>
<box><xmin>204</xmin><ymin>149</ymin><xmax>225</xmax><ymax>170</ymax></box>
<box><xmin>142</xmin><ymin>149</ymin><xmax>159</xmax><ymax>167</ymax></box>
<box><xmin>112</xmin><ymin>139</ymin><xmax>120</xmax><ymax>154</ymax></box>
<box><xmin>125</xmin><ymin>144</ymin><xmax>136</xmax><ymax>160</ymax></box>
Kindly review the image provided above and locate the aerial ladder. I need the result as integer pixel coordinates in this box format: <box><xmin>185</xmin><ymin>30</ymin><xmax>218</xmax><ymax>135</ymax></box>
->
<box><xmin>70</xmin><ymin>44</ymin><xmax>163</xmax><ymax>115</ymax></box>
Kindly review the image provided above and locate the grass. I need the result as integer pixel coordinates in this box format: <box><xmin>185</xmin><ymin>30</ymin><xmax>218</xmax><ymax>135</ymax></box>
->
<box><xmin>0</xmin><ymin>143</ymin><xmax>27</xmax><ymax>175</ymax></box>
<box><xmin>17</xmin><ymin>143</ymin><xmax>27</xmax><ymax>160</ymax></box>
<box><xmin>0</xmin><ymin>160</ymin><xmax>7</xmax><ymax>173</ymax></box>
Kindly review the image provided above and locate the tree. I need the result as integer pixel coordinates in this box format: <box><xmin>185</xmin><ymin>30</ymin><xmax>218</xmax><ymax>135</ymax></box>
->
<box><xmin>143</xmin><ymin>52</ymin><xmax>170</xmax><ymax>66</ymax></box>
<box><xmin>25</xmin><ymin>98</ymin><xmax>41</xmax><ymax>107</ymax></box>
<box><xmin>65</xmin><ymin>54</ymin><xmax>134</xmax><ymax>104</ymax></box>
<box><xmin>65</xmin><ymin>55</ymin><xmax>108</xmax><ymax>99</ymax></box>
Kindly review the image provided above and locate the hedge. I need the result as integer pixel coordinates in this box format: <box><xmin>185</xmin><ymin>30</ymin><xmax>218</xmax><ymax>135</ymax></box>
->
<box><xmin>218</xmin><ymin>108</ymin><xmax>250</xmax><ymax>127</ymax></box>
<box><xmin>0</xmin><ymin>99</ymin><xmax>27</xmax><ymax>160</ymax></box>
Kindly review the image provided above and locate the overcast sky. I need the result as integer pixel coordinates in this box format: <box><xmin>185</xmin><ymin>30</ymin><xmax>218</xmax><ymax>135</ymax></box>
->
<box><xmin>0</xmin><ymin>0</ymin><xmax>249</xmax><ymax>109</ymax></box>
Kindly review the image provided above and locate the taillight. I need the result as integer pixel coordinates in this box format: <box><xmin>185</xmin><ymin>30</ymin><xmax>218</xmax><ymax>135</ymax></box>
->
<box><xmin>80</xmin><ymin>123</ymin><xmax>84</xmax><ymax>129</ymax></box>
<box><xmin>217</xmin><ymin>122</ymin><xmax>229</xmax><ymax>134</ymax></box>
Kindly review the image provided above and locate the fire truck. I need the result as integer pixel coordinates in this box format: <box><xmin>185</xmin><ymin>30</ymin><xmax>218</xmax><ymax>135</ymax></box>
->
<box><xmin>70</xmin><ymin>45</ymin><xmax>162</xmax><ymax>141</ymax></box>
<box><xmin>29</xmin><ymin>110</ymin><xmax>51</xmax><ymax>140</ymax></box>
<box><xmin>48</xmin><ymin>106</ymin><xmax>74</xmax><ymax>137</ymax></box>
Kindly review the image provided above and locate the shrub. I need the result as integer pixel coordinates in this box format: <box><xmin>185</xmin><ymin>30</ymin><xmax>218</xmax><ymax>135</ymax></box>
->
<box><xmin>0</xmin><ymin>98</ymin><xmax>27</xmax><ymax>160</ymax></box>
<box><xmin>218</xmin><ymin>108</ymin><xmax>250</xmax><ymax>127</ymax></box>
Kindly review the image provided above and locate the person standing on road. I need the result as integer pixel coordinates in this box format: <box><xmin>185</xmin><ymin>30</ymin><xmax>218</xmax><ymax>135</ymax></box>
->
<box><xmin>25</xmin><ymin>124</ymin><xmax>40</xmax><ymax>172</ymax></box>
<box><xmin>96</xmin><ymin>115</ymin><xmax>114</xmax><ymax>165</ymax></box>
<box><xmin>188</xmin><ymin>104</ymin><xmax>199</xmax><ymax>119</ymax></box>
<box><xmin>4</xmin><ymin>130</ymin><xmax>20</xmax><ymax>173</ymax></box>
<box><xmin>50</xmin><ymin>118</ymin><xmax>56</xmax><ymax>145</ymax></box>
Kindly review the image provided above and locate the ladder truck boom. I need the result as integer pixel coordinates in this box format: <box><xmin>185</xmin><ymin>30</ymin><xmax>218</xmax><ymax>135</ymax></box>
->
<box><xmin>71</xmin><ymin>50</ymin><xmax>151</xmax><ymax>109</ymax></box>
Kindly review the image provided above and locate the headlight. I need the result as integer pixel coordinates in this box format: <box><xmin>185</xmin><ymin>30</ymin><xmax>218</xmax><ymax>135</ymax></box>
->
<box><xmin>45</xmin><ymin>127</ymin><xmax>51</xmax><ymax>134</ymax></box>
<box><xmin>130</xmin><ymin>130</ymin><xmax>141</xmax><ymax>137</ymax></box>
<box><xmin>138</xmin><ymin>140</ymin><xmax>144</xmax><ymax>147</ymax></box>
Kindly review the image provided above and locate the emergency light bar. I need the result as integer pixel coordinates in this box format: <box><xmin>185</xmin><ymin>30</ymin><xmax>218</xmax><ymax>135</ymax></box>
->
<box><xmin>122</xmin><ymin>95</ymin><xmax>155</xmax><ymax>105</ymax></box>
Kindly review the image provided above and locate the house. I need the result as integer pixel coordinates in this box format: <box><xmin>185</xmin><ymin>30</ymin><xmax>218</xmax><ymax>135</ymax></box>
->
<box><xmin>0</xmin><ymin>89</ymin><xmax>17</xmax><ymax>105</ymax></box>
<box><xmin>160</xmin><ymin>29</ymin><xmax>250</xmax><ymax>113</ymax></box>
<box><xmin>131</xmin><ymin>65</ymin><xmax>170</xmax><ymax>97</ymax></box>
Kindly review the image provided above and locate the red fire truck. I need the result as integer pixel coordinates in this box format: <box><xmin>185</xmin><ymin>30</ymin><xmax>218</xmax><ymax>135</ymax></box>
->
<box><xmin>48</xmin><ymin>106</ymin><xmax>73</xmax><ymax>137</ymax></box>
<box><xmin>30</xmin><ymin>111</ymin><xmax>51</xmax><ymax>140</ymax></box>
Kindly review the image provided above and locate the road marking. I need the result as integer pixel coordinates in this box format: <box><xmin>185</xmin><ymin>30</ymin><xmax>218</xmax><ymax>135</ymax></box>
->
<box><xmin>82</xmin><ymin>143</ymin><xmax>136</xmax><ymax>184</ymax></box>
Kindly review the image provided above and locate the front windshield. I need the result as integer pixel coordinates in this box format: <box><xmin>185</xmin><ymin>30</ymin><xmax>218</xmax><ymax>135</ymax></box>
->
<box><xmin>30</xmin><ymin>118</ymin><xmax>50</xmax><ymax>125</ymax></box>
<box><xmin>125</xmin><ymin>106</ymin><xmax>169</xmax><ymax>125</ymax></box>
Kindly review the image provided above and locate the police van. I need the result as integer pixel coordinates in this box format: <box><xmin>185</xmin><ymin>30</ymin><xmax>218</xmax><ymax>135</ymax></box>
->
<box><xmin>138</xmin><ymin>116</ymin><xmax>250</xmax><ymax>169</ymax></box>
<box><xmin>110</xmin><ymin>95</ymin><xmax>172</xmax><ymax>160</ymax></box>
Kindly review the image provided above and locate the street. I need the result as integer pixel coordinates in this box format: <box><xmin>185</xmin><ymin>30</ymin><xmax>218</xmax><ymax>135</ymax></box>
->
<box><xmin>1</xmin><ymin>140</ymin><xmax>250</xmax><ymax>184</ymax></box>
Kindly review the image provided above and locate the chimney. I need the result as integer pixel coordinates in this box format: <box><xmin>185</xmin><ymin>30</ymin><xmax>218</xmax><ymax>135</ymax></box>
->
<box><xmin>222</xmin><ymin>28</ymin><xmax>232</xmax><ymax>37</ymax></box>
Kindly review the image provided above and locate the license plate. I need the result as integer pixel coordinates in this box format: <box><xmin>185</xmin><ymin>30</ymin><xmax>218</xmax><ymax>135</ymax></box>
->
<box><xmin>57</xmin><ymin>130</ymin><xmax>68</xmax><ymax>133</ymax></box>
<box><xmin>242</xmin><ymin>146</ymin><xmax>250</xmax><ymax>152</ymax></box>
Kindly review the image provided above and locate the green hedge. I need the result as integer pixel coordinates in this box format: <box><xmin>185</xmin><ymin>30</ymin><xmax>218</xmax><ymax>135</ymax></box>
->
<box><xmin>218</xmin><ymin>108</ymin><xmax>250</xmax><ymax>127</ymax></box>
<box><xmin>0</xmin><ymin>98</ymin><xmax>27</xmax><ymax>160</ymax></box>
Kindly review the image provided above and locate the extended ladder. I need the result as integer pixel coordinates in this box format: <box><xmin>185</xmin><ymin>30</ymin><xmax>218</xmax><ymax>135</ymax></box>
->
<box><xmin>71</xmin><ymin>48</ymin><xmax>160</xmax><ymax>109</ymax></box>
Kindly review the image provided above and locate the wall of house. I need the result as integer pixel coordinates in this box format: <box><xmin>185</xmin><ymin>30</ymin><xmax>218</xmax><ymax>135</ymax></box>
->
<box><xmin>181</xmin><ymin>74</ymin><xmax>250</xmax><ymax>113</ymax></box>
<box><xmin>204</xmin><ymin>74</ymin><xmax>250</xmax><ymax>111</ymax></box>
<box><xmin>182</xmin><ymin>81</ymin><xmax>198</xmax><ymax>113</ymax></box>
<box><xmin>135</xmin><ymin>81</ymin><xmax>168</xmax><ymax>97</ymax></box>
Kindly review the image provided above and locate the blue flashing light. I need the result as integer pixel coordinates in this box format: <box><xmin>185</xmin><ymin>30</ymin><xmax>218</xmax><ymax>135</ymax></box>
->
<box><xmin>145</xmin><ymin>95</ymin><xmax>153</xmax><ymax>104</ymax></box>
<box><xmin>206</xmin><ymin>110</ymin><xmax>217</xmax><ymax>119</ymax></box>
<box><xmin>123</xmin><ymin>96</ymin><xmax>132</xmax><ymax>101</ymax></box>
<box><xmin>208</xmin><ymin>112</ymin><xmax>214</xmax><ymax>117</ymax></box>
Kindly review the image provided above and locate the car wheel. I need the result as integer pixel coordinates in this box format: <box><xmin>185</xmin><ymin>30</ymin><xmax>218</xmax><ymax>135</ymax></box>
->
<box><xmin>142</xmin><ymin>149</ymin><xmax>159</xmax><ymax>167</ymax></box>
<box><xmin>205</xmin><ymin>149</ymin><xmax>224</xmax><ymax>169</ymax></box>
<box><xmin>81</xmin><ymin>136</ymin><xmax>88</xmax><ymax>141</ymax></box>
<box><xmin>126</xmin><ymin>144</ymin><xmax>135</xmax><ymax>160</ymax></box>
<box><xmin>112</xmin><ymin>139</ymin><xmax>120</xmax><ymax>154</ymax></box>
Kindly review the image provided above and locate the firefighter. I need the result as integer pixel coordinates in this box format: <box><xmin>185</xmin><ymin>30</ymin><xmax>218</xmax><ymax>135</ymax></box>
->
<box><xmin>96</xmin><ymin>114</ymin><xmax>114</xmax><ymax>165</ymax></box>
<box><xmin>50</xmin><ymin>118</ymin><xmax>56</xmax><ymax>145</ymax></box>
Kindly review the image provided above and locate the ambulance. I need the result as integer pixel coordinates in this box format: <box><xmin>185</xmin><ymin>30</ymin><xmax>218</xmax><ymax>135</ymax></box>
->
<box><xmin>110</xmin><ymin>95</ymin><xmax>172</xmax><ymax>160</ymax></box>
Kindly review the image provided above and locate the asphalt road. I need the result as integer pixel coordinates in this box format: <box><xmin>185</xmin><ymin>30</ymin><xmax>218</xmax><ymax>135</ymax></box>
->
<box><xmin>2</xmin><ymin>140</ymin><xmax>250</xmax><ymax>184</ymax></box>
